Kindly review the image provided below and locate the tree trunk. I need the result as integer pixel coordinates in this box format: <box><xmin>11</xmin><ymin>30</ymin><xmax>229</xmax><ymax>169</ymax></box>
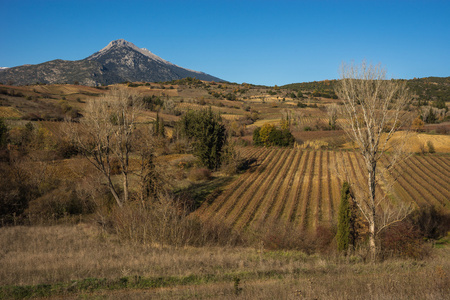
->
<box><xmin>368</xmin><ymin>161</ymin><xmax>377</xmax><ymax>260</ymax></box>
<box><xmin>123</xmin><ymin>171</ymin><xmax>129</xmax><ymax>204</ymax></box>
<box><xmin>108</xmin><ymin>178</ymin><xmax>123</xmax><ymax>208</ymax></box>
<box><xmin>368</xmin><ymin>216</ymin><xmax>376</xmax><ymax>261</ymax></box>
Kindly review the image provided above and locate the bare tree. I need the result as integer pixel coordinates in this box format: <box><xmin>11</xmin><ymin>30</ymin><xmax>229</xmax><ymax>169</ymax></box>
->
<box><xmin>326</xmin><ymin>104</ymin><xmax>339</xmax><ymax>129</ymax></box>
<box><xmin>66</xmin><ymin>87</ymin><xmax>143</xmax><ymax>207</ymax></box>
<box><xmin>334</xmin><ymin>61</ymin><xmax>413</xmax><ymax>260</ymax></box>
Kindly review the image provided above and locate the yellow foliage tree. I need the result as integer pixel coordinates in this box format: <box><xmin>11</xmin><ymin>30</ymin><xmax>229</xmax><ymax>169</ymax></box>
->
<box><xmin>259</xmin><ymin>123</ymin><xmax>276</xmax><ymax>146</ymax></box>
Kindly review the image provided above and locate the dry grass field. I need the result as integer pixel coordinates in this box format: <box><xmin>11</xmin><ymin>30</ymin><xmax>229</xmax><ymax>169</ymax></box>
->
<box><xmin>0</xmin><ymin>225</ymin><xmax>448</xmax><ymax>299</ymax></box>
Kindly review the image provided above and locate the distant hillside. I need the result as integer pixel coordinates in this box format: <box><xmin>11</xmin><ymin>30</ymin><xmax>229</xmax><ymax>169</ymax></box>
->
<box><xmin>283</xmin><ymin>77</ymin><xmax>450</xmax><ymax>103</ymax></box>
<box><xmin>0</xmin><ymin>39</ymin><xmax>224</xmax><ymax>86</ymax></box>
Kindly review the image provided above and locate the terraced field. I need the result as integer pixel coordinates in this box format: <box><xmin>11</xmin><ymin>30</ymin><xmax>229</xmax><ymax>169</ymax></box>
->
<box><xmin>0</xmin><ymin>106</ymin><xmax>21</xmax><ymax>119</ymax></box>
<box><xmin>196</xmin><ymin>147</ymin><xmax>450</xmax><ymax>232</ymax></box>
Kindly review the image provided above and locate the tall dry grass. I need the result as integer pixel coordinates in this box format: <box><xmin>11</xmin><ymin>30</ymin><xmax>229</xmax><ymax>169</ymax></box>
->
<box><xmin>0</xmin><ymin>225</ymin><xmax>449</xmax><ymax>299</ymax></box>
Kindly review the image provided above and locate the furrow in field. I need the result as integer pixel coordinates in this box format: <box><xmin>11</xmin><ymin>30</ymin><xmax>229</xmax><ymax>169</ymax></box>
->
<box><xmin>283</xmin><ymin>151</ymin><xmax>310</xmax><ymax>224</ymax></box>
<box><xmin>321</xmin><ymin>151</ymin><xmax>332</xmax><ymax>223</ymax></box>
<box><xmin>309</xmin><ymin>151</ymin><xmax>323</xmax><ymax>231</ymax></box>
<box><xmin>379</xmin><ymin>156</ymin><xmax>418</xmax><ymax>206</ymax></box>
<box><xmin>230</xmin><ymin>149</ymin><xmax>290</xmax><ymax>229</ymax></box>
<box><xmin>217</xmin><ymin>148</ymin><xmax>280</xmax><ymax>222</ymax></box>
<box><xmin>421</xmin><ymin>156</ymin><xmax>450</xmax><ymax>183</ymax></box>
<box><xmin>411</xmin><ymin>156</ymin><xmax>450</xmax><ymax>191</ymax></box>
<box><xmin>397</xmin><ymin>159</ymin><xmax>446</xmax><ymax>207</ymax></box>
<box><xmin>388</xmin><ymin>160</ymin><xmax>431</xmax><ymax>207</ymax></box>
<box><xmin>238</xmin><ymin>149</ymin><xmax>296</xmax><ymax>230</ymax></box>
<box><xmin>432</xmin><ymin>156</ymin><xmax>450</xmax><ymax>174</ymax></box>
<box><xmin>264</xmin><ymin>150</ymin><xmax>303</xmax><ymax>226</ymax></box>
<box><xmin>295</xmin><ymin>151</ymin><xmax>316</xmax><ymax>231</ymax></box>
<box><xmin>200</xmin><ymin>148</ymin><xmax>277</xmax><ymax>221</ymax></box>
<box><xmin>405</xmin><ymin>157</ymin><xmax>449</xmax><ymax>206</ymax></box>
<box><xmin>327</xmin><ymin>151</ymin><xmax>339</xmax><ymax>221</ymax></box>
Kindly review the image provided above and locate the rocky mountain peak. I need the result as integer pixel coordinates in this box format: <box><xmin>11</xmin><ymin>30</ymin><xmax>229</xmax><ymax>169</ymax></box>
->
<box><xmin>88</xmin><ymin>39</ymin><xmax>171</xmax><ymax>65</ymax></box>
<box><xmin>0</xmin><ymin>40</ymin><xmax>223</xmax><ymax>86</ymax></box>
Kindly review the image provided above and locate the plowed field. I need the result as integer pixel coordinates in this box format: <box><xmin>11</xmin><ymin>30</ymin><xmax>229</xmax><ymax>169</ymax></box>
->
<box><xmin>196</xmin><ymin>147</ymin><xmax>450</xmax><ymax>232</ymax></box>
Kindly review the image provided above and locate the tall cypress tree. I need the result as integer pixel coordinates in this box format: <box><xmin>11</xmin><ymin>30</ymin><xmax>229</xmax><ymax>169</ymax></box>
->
<box><xmin>337</xmin><ymin>182</ymin><xmax>352</xmax><ymax>252</ymax></box>
<box><xmin>153</xmin><ymin>112</ymin><xmax>160</xmax><ymax>136</ymax></box>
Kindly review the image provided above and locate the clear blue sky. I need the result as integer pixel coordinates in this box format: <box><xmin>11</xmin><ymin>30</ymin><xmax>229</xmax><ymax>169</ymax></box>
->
<box><xmin>1</xmin><ymin>0</ymin><xmax>449</xmax><ymax>86</ymax></box>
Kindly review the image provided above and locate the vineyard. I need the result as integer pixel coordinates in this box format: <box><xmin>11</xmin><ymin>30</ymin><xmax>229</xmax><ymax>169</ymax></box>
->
<box><xmin>0</xmin><ymin>106</ymin><xmax>21</xmax><ymax>119</ymax></box>
<box><xmin>196</xmin><ymin>147</ymin><xmax>450</xmax><ymax>232</ymax></box>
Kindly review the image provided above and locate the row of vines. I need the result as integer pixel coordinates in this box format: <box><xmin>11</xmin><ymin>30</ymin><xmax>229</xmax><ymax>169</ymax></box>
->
<box><xmin>196</xmin><ymin>147</ymin><xmax>450</xmax><ymax>233</ymax></box>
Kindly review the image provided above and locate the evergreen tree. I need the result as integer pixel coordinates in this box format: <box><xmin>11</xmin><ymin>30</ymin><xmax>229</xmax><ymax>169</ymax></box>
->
<box><xmin>0</xmin><ymin>118</ymin><xmax>8</xmax><ymax>148</ymax></box>
<box><xmin>153</xmin><ymin>112</ymin><xmax>160</xmax><ymax>136</ymax></box>
<box><xmin>252</xmin><ymin>127</ymin><xmax>262</xmax><ymax>146</ymax></box>
<box><xmin>179</xmin><ymin>107</ymin><xmax>226</xmax><ymax>170</ymax></box>
<box><xmin>336</xmin><ymin>182</ymin><xmax>352</xmax><ymax>252</ymax></box>
<box><xmin>159</xmin><ymin>116</ymin><xmax>165</xmax><ymax>137</ymax></box>
<box><xmin>153</xmin><ymin>112</ymin><xmax>165</xmax><ymax>137</ymax></box>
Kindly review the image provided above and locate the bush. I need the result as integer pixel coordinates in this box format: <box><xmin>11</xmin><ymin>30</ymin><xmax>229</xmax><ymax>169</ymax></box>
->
<box><xmin>105</xmin><ymin>194</ymin><xmax>244</xmax><ymax>247</ymax></box>
<box><xmin>26</xmin><ymin>186</ymin><xmax>95</xmax><ymax>224</ymax></box>
<box><xmin>380</xmin><ymin>206</ymin><xmax>450</xmax><ymax>259</ymax></box>
<box><xmin>427</xmin><ymin>141</ymin><xmax>436</xmax><ymax>153</ymax></box>
<box><xmin>380</xmin><ymin>221</ymin><xmax>429</xmax><ymax>259</ymax></box>
<box><xmin>253</xmin><ymin>124</ymin><xmax>295</xmax><ymax>147</ymax></box>
<box><xmin>255</xmin><ymin>221</ymin><xmax>335</xmax><ymax>254</ymax></box>
<box><xmin>188</xmin><ymin>168</ymin><xmax>211</xmax><ymax>181</ymax></box>
<box><xmin>410</xmin><ymin>205</ymin><xmax>450</xmax><ymax>240</ymax></box>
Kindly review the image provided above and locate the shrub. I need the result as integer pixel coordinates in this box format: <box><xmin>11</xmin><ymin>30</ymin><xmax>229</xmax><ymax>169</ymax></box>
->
<box><xmin>410</xmin><ymin>205</ymin><xmax>450</xmax><ymax>240</ymax></box>
<box><xmin>255</xmin><ymin>221</ymin><xmax>335</xmax><ymax>254</ymax></box>
<box><xmin>105</xmin><ymin>194</ymin><xmax>244</xmax><ymax>247</ymax></box>
<box><xmin>427</xmin><ymin>141</ymin><xmax>436</xmax><ymax>153</ymax></box>
<box><xmin>26</xmin><ymin>186</ymin><xmax>95</xmax><ymax>224</ymax></box>
<box><xmin>188</xmin><ymin>168</ymin><xmax>211</xmax><ymax>181</ymax></box>
<box><xmin>380</xmin><ymin>221</ymin><xmax>429</xmax><ymax>259</ymax></box>
<box><xmin>253</xmin><ymin>124</ymin><xmax>295</xmax><ymax>147</ymax></box>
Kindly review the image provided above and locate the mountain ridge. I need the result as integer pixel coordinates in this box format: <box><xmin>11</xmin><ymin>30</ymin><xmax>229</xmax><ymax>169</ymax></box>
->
<box><xmin>0</xmin><ymin>39</ymin><xmax>223</xmax><ymax>86</ymax></box>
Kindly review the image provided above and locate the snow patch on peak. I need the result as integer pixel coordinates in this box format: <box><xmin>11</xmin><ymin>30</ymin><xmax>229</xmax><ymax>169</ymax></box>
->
<box><xmin>0</xmin><ymin>67</ymin><xmax>8</xmax><ymax>70</ymax></box>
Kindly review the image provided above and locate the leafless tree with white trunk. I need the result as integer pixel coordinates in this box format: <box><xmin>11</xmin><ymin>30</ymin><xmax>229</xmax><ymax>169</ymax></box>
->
<box><xmin>65</xmin><ymin>87</ymin><xmax>143</xmax><ymax>208</ymax></box>
<box><xmin>334</xmin><ymin>61</ymin><xmax>413</xmax><ymax>260</ymax></box>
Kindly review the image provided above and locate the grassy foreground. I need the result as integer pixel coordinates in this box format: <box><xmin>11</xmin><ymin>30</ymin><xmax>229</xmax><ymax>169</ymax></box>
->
<box><xmin>0</xmin><ymin>225</ymin><xmax>449</xmax><ymax>299</ymax></box>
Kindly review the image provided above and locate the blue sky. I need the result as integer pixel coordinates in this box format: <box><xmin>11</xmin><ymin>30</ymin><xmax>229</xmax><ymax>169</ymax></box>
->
<box><xmin>1</xmin><ymin>0</ymin><xmax>449</xmax><ymax>86</ymax></box>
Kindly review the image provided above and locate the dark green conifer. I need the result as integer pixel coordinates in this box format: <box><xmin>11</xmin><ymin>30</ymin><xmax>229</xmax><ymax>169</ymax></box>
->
<box><xmin>337</xmin><ymin>182</ymin><xmax>352</xmax><ymax>252</ymax></box>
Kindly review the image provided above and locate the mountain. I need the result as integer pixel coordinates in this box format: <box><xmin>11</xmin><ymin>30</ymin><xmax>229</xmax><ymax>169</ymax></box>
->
<box><xmin>0</xmin><ymin>39</ymin><xmax>223</xmax><ymax>86</ymax></box>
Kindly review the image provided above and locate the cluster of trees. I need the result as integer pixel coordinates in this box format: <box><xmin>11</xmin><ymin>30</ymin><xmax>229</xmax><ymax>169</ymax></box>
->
<box><xmin>253</xmin><ymin>123</ymin><xmax>295</xmax><ymax>147</ymax></box>
<box><xmin>420</xmin><ymin>106</ymin><xmax>449</xmax><ymax>124</ymax></box>
<box><xmin>142</xmin><ymin>95</ymin><xmax>164</xmax><ymax>111</ymax></box>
